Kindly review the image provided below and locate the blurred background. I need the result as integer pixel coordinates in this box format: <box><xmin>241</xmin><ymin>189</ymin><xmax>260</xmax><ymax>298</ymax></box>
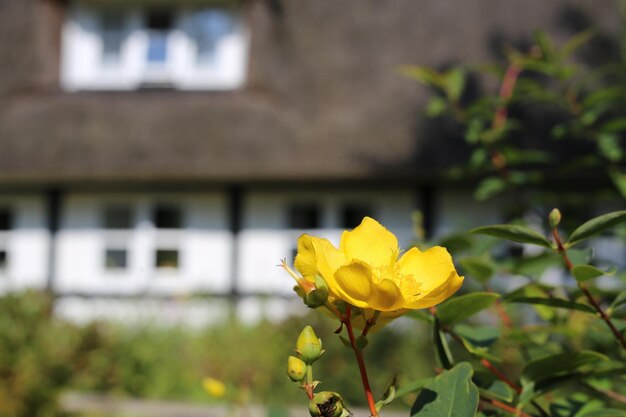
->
<box><xmin>0</xmin><ymin>0</ymin><xmax>624</xmax><ymax>416</ymax></box>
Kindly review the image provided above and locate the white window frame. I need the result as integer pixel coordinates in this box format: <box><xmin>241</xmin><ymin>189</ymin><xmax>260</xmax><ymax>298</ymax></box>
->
<box><xmin>60</xmin><ymin>3</ymin><xmax>249</xmax><ymax>91</ymax></box>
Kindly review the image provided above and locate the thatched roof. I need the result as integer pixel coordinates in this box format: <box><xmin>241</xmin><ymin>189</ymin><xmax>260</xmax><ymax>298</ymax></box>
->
<box><xmin>0</xmin><ymin>0</ymin><xmax>620</xmax><ymax>186</ymax></box>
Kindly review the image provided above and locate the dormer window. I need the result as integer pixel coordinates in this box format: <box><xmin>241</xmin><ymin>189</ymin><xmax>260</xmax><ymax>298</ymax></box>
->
<box><xmin>61</xmin><ymin>3</ymin><xmax>248</xmax><ymax>91</ymax></box>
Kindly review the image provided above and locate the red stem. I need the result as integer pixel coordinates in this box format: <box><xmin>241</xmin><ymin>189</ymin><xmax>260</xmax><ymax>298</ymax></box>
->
<box><xmin>552</xmin><ymin>227</ymin><xmax>626</xmax><ymax>349</ymax></box>
<box><xmin>481</xmin><ymin>397</ymin><xmax>532</xmax><ymax>417</ymax></box>
<box><xmin>344</xmin><ymin>306</ymin><xmax>378</xmax><ymax>417</ymax></box>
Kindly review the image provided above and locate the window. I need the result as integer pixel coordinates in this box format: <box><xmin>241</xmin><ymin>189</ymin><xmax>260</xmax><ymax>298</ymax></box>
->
<box><xmin>146</xmin><ymin>10</ymin><xmax>172</xmax><ymax>65</ymax></box>
<box><xmin>0</xmin><ymin>251</ymin><xmax>7</xmax><ymax>270</ymax></box>
<box><xmin>288</xmin><ymin>204</ymin><xmax>320</xmax><ymax>229</ymax></box>
<box><xmin>341</xmin><ymin>205</ymin><xmax>373</xmax><ymax>229</ymax></box>
<box><xmin>101</xmin><ymin>11</ymin><xmax>125</xmax><ymax>67</ymax></box>
<box><xmin>154</xmin><ymin>205</ymin><xmax>182</xmax><ymax>229</ymax></box>
<box><xmin>104</xmin><ymin>249</ymin><xmax>128</xmax><ymax>270</ymax></box>
<box><xmin>61</xmin><ymin>5</ymin><xmax>248</xmax><ymax>91</ymax></box>
<box><xmin>156</xmin><ymin>249</ymin><xmax>179</xmax><ymax>269</ymax></box>
<box><xmin>103</xmin><ymin>205</ymin><xmax>133</xmax><ymax>229</ymax></box>
<box><xmin>0</xmin><ymin>208</ymin><xmax>11</xmax><ymax>231</ymax></box>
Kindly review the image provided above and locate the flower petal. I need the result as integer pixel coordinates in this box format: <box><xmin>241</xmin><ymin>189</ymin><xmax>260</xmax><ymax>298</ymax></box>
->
<box><xmin>295</xmin><ymin>234</ymin><xmax>347</xmax><ymax>289</ymax></box>
<box><xmin>333</xmin><ymin>261</ymin><xmax>374</xmax><ymax>309</ymax></box>
<box><xmin>340</xmin><ymin>217</ymin><xmax>398</xmax><ymax>267</ymax></box>
<box><xmin>294</xmin><ymin>234</ymin><xmax>317</xmax><ymax>279</ymax></box>
<box><xmin>370</xmin><ymin>279</ymin><xmax>405</xmax><ymax>311</ymax></box>
<box><xmin>397</xmin><ymin>246</ymin><xmax>464</xmax><ymax>308</ymax></box>
<box><xmin>404</xmin><ymin>270</ymin><xmax>464</xmax><ymax>309</ymax></box>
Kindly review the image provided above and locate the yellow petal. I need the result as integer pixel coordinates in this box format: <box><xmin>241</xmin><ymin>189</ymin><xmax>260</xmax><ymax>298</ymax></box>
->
<box><xmin>340</xmin><ymin>217</ymin><xmax>398</xmax><ymax>267</ymax></box>
<box><xmin>295</xmin><ymin>235</ymin><xmax>348</xmax><ymax>298</ymax></box>
<box><xmin>397</xmin><ymin>246</ymin><xmax>463</xmax><ymax>308</ymax></box>
<box><xmin>370</xmin><ymin>279</ymin><xmax>405</xmax><ymax>311</ymax></box>
<box><xmin>294</xmin><ymin>234</ymin><xmax>318</xmax><ymax>279</ymax></box>
<box><xmin>404</xmin><ymin>270</ymin><xmax>464</xmax><ymax>309</ymax></box>
<box><xmin>333</xmin><ymin>261</ymin><xmax>374</xmax><ymax>309</ymax></box>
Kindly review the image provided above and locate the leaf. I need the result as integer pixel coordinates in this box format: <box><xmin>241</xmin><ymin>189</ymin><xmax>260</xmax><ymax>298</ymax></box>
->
<box><xmin>406</xmin><ymin>310</ymin><xmax>434</xmax><ymax>324</ymax></box>
<box><xmin>455</xmin><ymin>324</ymin><xmax>500</xmax><ymax>347</ymax></box>
<box><xmin>577</xmin><ymin>409</ymin><xmax>626</xmax><ymax>417</ymax></box>
<box><xmin>506</xmin><ymin>296</ymin><xmax>596</xmax><ymax>314</ymax></box>
<box><xmin>410</xmin><ymin>363</ymin><xmax>479</xmax><ymax>417</ymax></box>
<box><xmin>470</xmin><ymin>224</ymin><xmax>552</xmax><ymax>248</ymax></box>
<box><xmin>608</xmin><ymin>168</ymin><xmax>626</xmax><ymax>199</ymax></box>
<box><xmin>375</xmin><ymin>376</ymin><xmax>397</xmax><ymax>411</ymax></box>
<box><xmin>597</xmin><ymin>133</ymin><xmax>623</xmax><ymax>162</ymax></box>
<box><xmin>401</xmin><ymin>66</ymin><xmax>445</xmax><ymax>89</ymax></box>
<box><xmin>474</xmin><ymin>177</ymin><xmax>507</xmax><ymax>201</ymax></box>
<box><xmin>445</xmin><ymin>68</ymin><xmax>465</xmax><ymax>102</ymax></box>
<box><xmin>433</xmin><ymin>318</ymin><xmax>454</xmax><ymax>370</ymax></box>
<box><xmin>437</xmin><ymin>292</ymin><xmax>500</xmax><ymax>325</ymax></box>
<box><xmin>567</xmin><ymin>210</ymin><xmax>626</xmax><ymax>246</ymax></box>
<box><xmin>458</xmin><ymin>257</ymin><xmax>495</xmax><ymax>283</ymax></box>
<box><xmin>521</xmin><ymin>350</ymin><xmax>608</xmax><ymax>384</ymax></box>
<box><xmin>600</xmin><ymin>117</ymin><xmax>626</xmax><ymax>133</ymax></box>
<box><xmin>560</xmin><ymin>29</ymin><xmax>594</xmax><ymax>59</ymax></box>
<box><xmin>480</xmin><ymin>381</ymin><xmax>514</xmax><ymax>403</ymax></box>
<box><xmin>571</xmin><ymin>265</ymin><xmax>616</xmax><ymax>283</ymax></box>
<box><xmin>395</xmin><ymin>377</ymin><xmax>433</xmax><ymax>398</ymax></box>
<box><xmin>608</xmin><ymin>289</ymin><xmax>626</xmax><ymax>318</ymax></box>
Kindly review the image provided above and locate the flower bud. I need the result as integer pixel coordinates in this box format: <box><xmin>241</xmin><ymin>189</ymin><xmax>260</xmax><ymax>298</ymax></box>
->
<box><xmin>305</xmin><ymin>287</ymin><xmax>329</xmax><ymax>308</ymax></box>
<box><xmin>287</xmin><ymin>355</ymin><xmax>307</xmax><ymax>382</ymax></box>
<box><xmin>297</xmin><ymin>326</ymin><xmax>324</xmax><ymax>364</ymax></box>
<box><xmin>308</xmin><ymin>391</ymin><xmax>348</xmax><ymax>417</ymax></box>
<box><xmin>549</xmin><ymin>208</ymin><xmax>561</xmax><ymax>228</ymax></box>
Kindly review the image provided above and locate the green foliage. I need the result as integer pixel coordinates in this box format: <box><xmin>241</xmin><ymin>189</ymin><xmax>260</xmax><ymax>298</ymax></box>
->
<box><xmin>409</xmin><ymin>363</ymin><xmax>479</xmax><ymax>417</ymax></box>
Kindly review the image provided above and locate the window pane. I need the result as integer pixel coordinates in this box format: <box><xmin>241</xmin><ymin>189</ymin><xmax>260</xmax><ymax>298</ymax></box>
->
<box><xmin>156</xmin><ymin>249</ymin><xmax>179</xmax><ymax>269</ymax></box>
<box><xmin>146</xmin><ymin>10</ymin><xmax>172</xmax><ymax>64</ymax></box>
<box><xmin>0</xmin><ymin>208</ymin><xmax>12</xmax><ymax>231</ymax></box>
<box><xmin>104</xmin><ymin>205</ymin><xmax>133</xmax><ymax>229</ymax></box>
<box><xmin>105</xmin><ymin>249</ymin><xmax>127</xmax><ymax>270</ymax></box>
<box><xmin>101</xmin><ymin>11</ymin><xmax>125</xmax><ymax>66</ymax></box>
<box><xmin>288</xmin><ymin>204</ymin><xmax>320</xmax><ymax>229</ymax></box>
<box><xmin>154</xmin><ymin>205</ymin><xmax>182</xmax><ymax>229</ymax></box>
<box><xmin>0</xmin><ymin>251</ymin><xmax>7</xmax><ymax>270</ymax></box>
<box><xmin>341</xmin><ymin>205</ymin><xmax>373</xmax><ymax>229</ymax></box>
<box><xmin>190</xmin><ymin>10</ymin><xmax>235</xmax><ymax>66</ymax></box>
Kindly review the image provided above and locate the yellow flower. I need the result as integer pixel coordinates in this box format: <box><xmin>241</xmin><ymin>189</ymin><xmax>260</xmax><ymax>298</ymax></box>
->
<box><xmin>294</xmin><ymin>217</ymin><xmax>463</xmax><ymax>312</ymax></box>
<box><xmin>202</xmin><ymin>377</ymin><xmax>226</xmax><ymax>398</ymax></box>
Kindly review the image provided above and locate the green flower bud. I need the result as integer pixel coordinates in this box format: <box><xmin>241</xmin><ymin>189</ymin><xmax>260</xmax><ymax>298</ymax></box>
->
<box><xmin>308</xmin><ymin>391</ymin><xmax>348</xmax><ymax>417</ymax></box>
<box><xmin>297</xmin><ymin>326</ymin><xmax>324</xmax><ymax>364</ymax></box>
<box><xmin>549</xmin><ymin>208</ymin><xmax>562</xmax><ymax>229</ymax></box>
<box><xmin>287</xmin><ymin>355</ymin><xmax>307</xmax><ymax>382</ymax></box>
<box><xmin>305</xmin><ymin>287</ymin><xmax>329</xmax><ymax>308</ymax></box>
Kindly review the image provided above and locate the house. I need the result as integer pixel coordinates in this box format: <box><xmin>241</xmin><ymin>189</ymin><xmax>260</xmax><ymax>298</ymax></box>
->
<box><xmin>0</xmin><ymin>0</ymin><xmax>621</xmax><ymax>324</ymax></box>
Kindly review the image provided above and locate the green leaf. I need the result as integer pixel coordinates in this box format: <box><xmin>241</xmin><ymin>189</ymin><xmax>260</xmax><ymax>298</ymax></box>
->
<box><xmin>567</xmin><ymin>210</ymin><xmax>626</xmax><ymax>246</ymax></box>
<box><xmin>534</xmin><ymin>30</ymin><xmax>557</xmax><ymax>63</ymax></box>
<box><xmin>571</xmin><ymin>265</ymin><xmax>616</xmax><ymax>283</ymax></box>
<box><xmin>600</xmin><ymin>117</ymin><xmax>626</xmax><ymax>133</ymax></box>
<box><xmin>470</xmin><ymin>224</ymin><xmax>552</xmax><ymax>248</ymax></box>
<box><xmin>480</xmin><ymin>381</ymin><xmax>514</xmax><ymax>403</ymax></box>
<box><xmin>433</xmin><ymin>318</ymin><xmax>454</xmax><ymax>370</ymax></box>
<box><xmin>401</xmin><ymin>66</ymin><xmax>445</xmax><ymax>89</ymax></box>
<box><xmin>597</xmin><ymin>133</ymin><xmax>623</xmax><ymax>162</ymax></box>
<box><xmin>395</xmin><ymin>377</ymin><xmax>433</xmax><ymax>398</ymax></box>
<box><xmin>474</xmin><ymin>177</ymin><xmax>507</xmax><ymax>201</ymax></box>
<box><xmin>437</xmin><ymin>292</ymin><xmax>500</xmax><ymax>325</ymax></box>
<box><xmin>559</xmin><ymin>29</ymin><xmax>594</xmax><ymax>59</ymax></box>
<box><xmin>458</xmin><ymin>257</ymin><xmax>495</xmax><ymax>283</ymax></box>
<box><xmin>455</xmin><ymin>324</ymin><xmax>500</xmax><ymax>347</ymax></box>
<box><xmin>608</xmin><ymin>168</ymin><xmax>626</xmax><ymax>199</ymax></box>
<box><xmin>410</xmin><ymin>363</ymin><xmax>479</xmax><ymax>417</ymax></box>
<box><xmin>375</xmin><ymin>376</ymin><xmax>397</xmax><ymax>412</ymax></box>
<box><xmin>426</xmin><ymin>97</ymin><xmax>448</xmax><ymax>117</ymax></box>
<box><xmin>608</xmin><ymin>289</ymin><xmax>626</xmax><ymax>318</ymax></box>
<box><xmin>577</xmin><ymin>409</ymin><xmax>626</xmax><ymax>417</ymax></box>
<box><xmin>445</xmin><ymin>68</ymin><xmax>465</xmax><ymax>102</ymax></box>
<box><xmin>506</xmin><ymin>296</ymin><xmax>596</xmax><ymax>313</ymax></box>
<box><xmin>522</xmin><ymin>351</ymin><xmax>608</xmax><ymax>384</ymax></box>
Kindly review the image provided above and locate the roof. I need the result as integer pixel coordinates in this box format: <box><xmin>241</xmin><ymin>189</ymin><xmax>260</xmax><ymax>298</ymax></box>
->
<box><xmin>0</xmin><ymin>0</ymin><xmax>620</xmax><ymax>186</ymax></box>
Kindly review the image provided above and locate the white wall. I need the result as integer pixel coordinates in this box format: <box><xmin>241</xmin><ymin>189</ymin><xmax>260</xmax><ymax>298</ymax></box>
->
<box><xmin>237</xmin><ymin>190</ymin><xmax>417</xmax><ymax>295</ymax></box>
<box><xmin>0</xmin><ymin>195</ymin><xmax>49</xmax><ymax>293</ymax></box>
<box><xmin>55</xmin><ymin>193</ymin><xmax>232</xmax><ymax>295</ymax></box>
